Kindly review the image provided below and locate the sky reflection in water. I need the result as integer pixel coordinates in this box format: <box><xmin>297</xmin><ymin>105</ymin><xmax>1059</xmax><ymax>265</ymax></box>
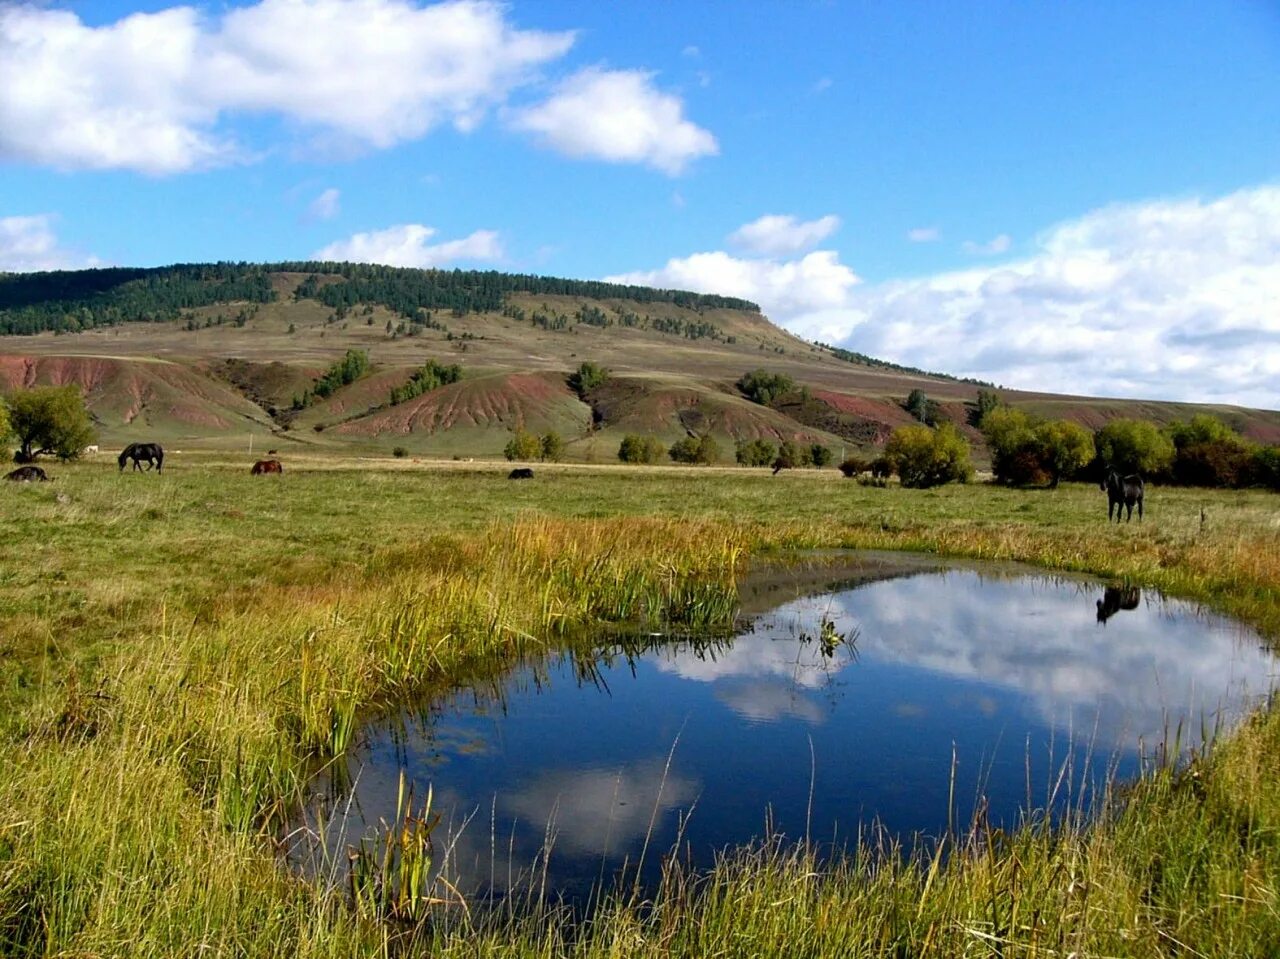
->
<box><xmin>304</xmin><ymin>557</ymin><xmax>1276</xmax><ymax>902</ymax></box>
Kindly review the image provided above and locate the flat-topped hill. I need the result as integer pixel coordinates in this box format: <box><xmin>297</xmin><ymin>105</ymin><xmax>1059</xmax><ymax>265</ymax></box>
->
<box><xmin>1</xmin><ymin>263</ymin><xmax>1276</xmax><ymax>458</ymax></box>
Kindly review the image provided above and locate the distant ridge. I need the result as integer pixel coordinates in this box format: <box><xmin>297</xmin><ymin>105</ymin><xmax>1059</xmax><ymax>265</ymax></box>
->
<box><xmin>0</xmin><ymin>262</ymin><xmax>760</xmax><ymax>336</ymax></box>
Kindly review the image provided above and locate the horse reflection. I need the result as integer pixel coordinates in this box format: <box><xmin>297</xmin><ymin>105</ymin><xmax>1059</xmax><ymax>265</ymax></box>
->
<box><xmin>1096</xmin><ymin>586</ymin><xmax>1140</xmax><ymax>624</ymax></box>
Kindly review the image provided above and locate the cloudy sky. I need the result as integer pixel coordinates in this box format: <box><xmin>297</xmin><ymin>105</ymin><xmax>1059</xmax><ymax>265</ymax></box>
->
<box><xmin>1</xmin><ymin>1</ymin><xmax>1278</xmax><ymax>407</ymax></box>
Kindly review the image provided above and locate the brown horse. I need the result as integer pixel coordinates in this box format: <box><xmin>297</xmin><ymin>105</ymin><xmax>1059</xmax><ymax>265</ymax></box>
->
<box><xmin>251</xmin><ymin>459</ymin><xmax>283</xmax><ymax>475</ymax></box>
<box><xmin>5</xmin><ymin>465</ymin><xmax>48</xmax><ymax>482</ymax></box>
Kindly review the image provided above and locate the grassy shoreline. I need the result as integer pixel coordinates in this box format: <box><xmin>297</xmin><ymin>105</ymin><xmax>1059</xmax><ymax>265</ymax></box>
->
<box><xmin>1</xmin><ymin>460</ymin><xmax>1278</xmax><ymax>956</ymax></box>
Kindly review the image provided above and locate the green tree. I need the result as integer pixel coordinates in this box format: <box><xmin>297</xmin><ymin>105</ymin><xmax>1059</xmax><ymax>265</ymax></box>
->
<box><xmin>1035</xmin><ymin>420</ymin><xmax>1094</xmax><ymax>488</ymax></box>
<box><xmin>0</xmin><ymin>396</ymin><xmax>10</xmax><ymax>448</ymax></box>
<box><xmin>904</xmin><ymin>388</ymin><xmax>940</xmax><ymax>425</ymax></box>
<box><xmin>773</xmin><ymin>439</ymin><xmax>812</xmax><ymax>472</ymax></box>
<box><xmin>503</xmin><ymin>429</ymin><xmax>542</xmax><ymax>462</ymax></box>
<box><xmin>734</xmin><ymin>437</ymin><xmax>776</xmax><ymax>467</ymax></box>
<box><xmin>973</xmin><ymin>388</ymin><xmax>1001</xmax><ymax>425</ymax></box>
<box><xmin>568</xmin><ymin>361</ymin><xmax>609</xmax><ymax>398</ymax></box>
<box><xmin>809</xmin><ymin>444</ymin><xmax>833</xmax><ymax>468</ymax></box>
<box><xmin>5</xmin><ymin>385</ymin><xmax>97</xmax><ymax>462</ymax></box>
<box><xmin>618</xmin><ymin>434</ymin><xmax>665</xmax><ymax>464</ymax></box>
<box><xmin>1094</xmin><ymin>419</ymin><xmax>1175</xmax><ymax>476</ymax></box>
<box><xmin>1252</xmin><ymin>446</ymin><xmax>1280</xmax><ymax>491</ymax></box>
<box><xmin>884</xmin><ymin>422</ymin><xmax>973</xmax><ymax>488</ymax></box>
<box><xmin>1164</xmin><ymin>414</ymin><xmax>1243</xmax><ymax>450</ymax></box>
<box><xmin>736</xmin><ymin>369</ymin><xmax>796</xmax><ymax>406</ymax></box>
<box><xmin>669</xmin><ymin>434</ymin><xmax>719</xmax><ymax>465</ymax></box>
<box><xmin>540</xmin><ymin>431</ymin><xmax>565</xmax><ymax>462</ymax></box>
<box><xmin>1164</xmin><ymin>415</ymin><xmax>1253</xmax><ymax>487</ymax></box>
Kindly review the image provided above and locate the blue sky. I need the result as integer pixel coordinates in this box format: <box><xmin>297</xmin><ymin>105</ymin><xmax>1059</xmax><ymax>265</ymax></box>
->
<box><xmin>1</xmin><ymin>0</ymin><xmax>1278</xmax><ymax>406</ymax></box>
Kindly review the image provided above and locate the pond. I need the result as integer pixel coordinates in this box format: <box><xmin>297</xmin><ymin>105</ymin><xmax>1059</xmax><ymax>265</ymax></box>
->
<box><xmin>293</xmin><ymin>552</ymin><xmax>1276</xmax><ymax>905</ymax></box>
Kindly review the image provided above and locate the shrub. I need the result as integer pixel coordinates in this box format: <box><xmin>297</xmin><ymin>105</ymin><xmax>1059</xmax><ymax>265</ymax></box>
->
<box><xmin>1174</xmin><ymin>440</ymin><xmax>1254</xmax><ymax>488</ymax></box>
<box><xmin>389</xmin><ymin>360</ymin><xmax>462</xmax><ymax>405</ymax></box>
<box><xmin>737</xmin><ymin>369</ymin><xmax>796</xmax><ymax>406</ymax></box>
<box><xmin>838</xmin><ymin>455</ymin><xmax>869</xmax><ymax>478</ymax></box>
<box><xmin>503</xmin><ymin>429</ymin><xmax>542</xmax><ymax>462</ymax></box>
<box><xmin>884</xmin><ymin>423</ymin><xmax>973</xmax><ymax>488</ymax></box>
<box><xmin>810</xmin><ymin>444</ymin><xmax>833</xmax><ymax>468</ymax></box>
<box><xmin>1165</xmin><ymin>415</ymin><xmax>1252</xmax><ymax>487</ymax></box>
<box><xmin>1095</xmin><ymin>419</ymin><xmax>1175</xmax><ymax>476</ymax></box>
<box><xmin>540</xmin><ymin>431</ymin><xmax>565</xmax><ymax>463</ymax></box>
<box><xmin>1251</xmin><ymin>445</ymin><xmax>1280</xmax><ymax>490</ymax></box>
<box><xmin>568</xmin><ymin>361</ymin><xmax>609</xmax><ymax>398</ymax></box>
<box><xmin>391</xmin><ymin>446</ymin><xmax>408</xmax><ymax>458</ymax></box>
<box><xmin>618</xmin><ymin>434</ymin><xmax>666</xmax><ymax>464</ymax></box>
<box><xmin>735</xmin><ymin>438</ymin><xmax>777</xmax><ymax>467</ymax></box>
<box><xmin>983</xmin><ymin>408</ymin><xmax>1093</xmax><ymax>487</ymax></box>
<box><xmin>669</xmin><ymin>435</ymin><xmax>720</xmax><ymax>465</ymax></box>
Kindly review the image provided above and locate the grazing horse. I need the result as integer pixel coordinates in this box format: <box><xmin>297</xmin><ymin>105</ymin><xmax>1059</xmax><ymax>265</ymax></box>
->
<box><xmin>1101</xmin><ymin>470</ymin><xmax>1143</xmax><ymax>523</ymax></box>
<box><xmin>251</xmin><ymin>459</ymin><xmax>283</xmax><ymax>475</ymax></box>
<box><xmin>5</xmin><ymin>465</ymin><xmax>48</xmax><ymax>482</ymax></box>
<box><xmin>508</xmin><ymin>467</ymin><xmax>534</xmax><ymax>479</ymax></box>
<box><xmin>119</xmin><ymin>442</ymin><xmax>164</xmax><ymax>474</ymax></box>
<box><xmin>1096</xmin><ymin>585</ymin><xmax>1141</xmax><ymax>624</ymax></box>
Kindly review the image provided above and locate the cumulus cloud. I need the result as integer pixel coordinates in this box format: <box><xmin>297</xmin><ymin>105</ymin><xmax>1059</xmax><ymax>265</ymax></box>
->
<box><xmin>307</xmin><ymin>188</ymin><xmax>341</xmax><ymax>221</ymax></box>
<box><xmin>0</xmin><ymin>215</ymin><xmax>99</xmax><ymax>272</ymax></box>
<box><xmin>962</xmin><ymin>233</ymin><xmax>1012</xmax><ymax>255</ymax></box>
<box><xmin>313</xmin><ymin>223</ymin><xmax>501</xmax><ymax>267</ymax></box>
<box><xmin>0</xmin><ymin>0</ymin><xmax>575</xmax><ymax>173</ymax></box>
<box><xmin>609</xmin><ymin>249</ymin><xmax>859</xmax><ymax>316</ymax></box>
<box><xmin>509</xmin><ymin>67</ymin><xmax>718</xmax><ymax>175</ymax></box>
<box><xmin>729</xmin><ymin>214</ymin><xmax>840</xmax><ymax>257</ymax></box>
<box><xmin>907</xmin><ymin>226</ymin><xmax>940</xmax><ymax>243</ymax></box>
<box><xmin>614</xmin><ymin>186</ymin><xmax>1280</xmax><ymax>408</ymax></box>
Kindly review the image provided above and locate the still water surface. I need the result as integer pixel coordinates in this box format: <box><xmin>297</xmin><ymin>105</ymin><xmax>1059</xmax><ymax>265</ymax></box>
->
<box><xmin>299</xmin><ymin>553</ymin><xmax>1275</xmax><ymax>901</ymax></box>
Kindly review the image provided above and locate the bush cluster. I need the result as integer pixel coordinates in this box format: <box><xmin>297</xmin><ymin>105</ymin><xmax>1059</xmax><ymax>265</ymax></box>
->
<box><xmin>618</xmin><ymin>434</ymin><xmax>667</xmax><ymax>464</ymax></box>
<box><xmin>669</xmin><ymin>435</ymin><xmax>721</xmax><ymax>465</ymax></box>
<box><xmin>982</xmin><ymin>408</ymin><xmax>1093</xmax><ymax>487</ymax></box>
<box><xmin>504</xmin><ymin>429</ymin><xmax>565</xmax><ymax>463</ymax></box>
<box><xmin>884</xmin><ymin>423</ymin><xmax>973</xmax><ymax>488</ymax></box>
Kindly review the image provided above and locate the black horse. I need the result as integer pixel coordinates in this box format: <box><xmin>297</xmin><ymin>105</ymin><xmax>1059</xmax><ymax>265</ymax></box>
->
<box><xmin>119</xmin><ymin>442</ymin><xmax>164</xmax><ymax>473</ymax></box>
<box><xmin>1096</xmin><ymin>585</ymin><xmax>1141</xmax><ymax>624</ymax></box>
<box><xmin>5</xmin><ymin>465</ymin><xmax>48</xmax><ymax>482</ymax></box>
<box><xmin>1101</xmin><ymin>470</ymin><xmax>1143</xmax><ymax>522</ymax></box>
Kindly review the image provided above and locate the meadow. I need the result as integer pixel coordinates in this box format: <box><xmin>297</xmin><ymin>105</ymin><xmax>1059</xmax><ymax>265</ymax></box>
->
<box><xmin>1</xmin><ymin>455</ymin><xmax>1278</xmax><ymax>957</ymax></box>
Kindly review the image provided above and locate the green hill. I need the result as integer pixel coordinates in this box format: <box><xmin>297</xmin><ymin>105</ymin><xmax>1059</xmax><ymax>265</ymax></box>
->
<box><xmin>1</xmin><ymin>263</ymin><xmax>1277</xmax><ymax>460</ymax></box>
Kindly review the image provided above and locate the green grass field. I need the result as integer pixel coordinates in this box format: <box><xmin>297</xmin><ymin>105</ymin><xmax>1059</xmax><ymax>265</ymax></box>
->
<box><xmin>2</xmin><ymin>458</ymin><xmax>1278</xmax><ymax>956</ymax></box>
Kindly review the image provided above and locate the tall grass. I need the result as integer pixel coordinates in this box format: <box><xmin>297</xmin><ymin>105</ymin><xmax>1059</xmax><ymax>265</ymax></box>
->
<box><xmin>1</xmin><ymin>464</ymin><xmax>1278</xmax><ymax>956</ymax></box>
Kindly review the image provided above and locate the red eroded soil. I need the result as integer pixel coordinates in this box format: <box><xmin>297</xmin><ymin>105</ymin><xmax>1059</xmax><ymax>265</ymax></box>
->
<box><xmin>332</xmin><ymin>372</ymin><xmax>585</xmax><ymax>436</ymax></box>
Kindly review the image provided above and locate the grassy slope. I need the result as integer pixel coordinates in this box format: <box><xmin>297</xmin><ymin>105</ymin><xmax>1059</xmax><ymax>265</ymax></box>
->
<box><xmin>1</xmin><ymin>459</ymin><xmax>1278</xmax><ymax>956</ymax></box>
<box><xmin>4</xmin><ymin>272</ymin><xmax>1278</xmax><ymax>457</ymax></box>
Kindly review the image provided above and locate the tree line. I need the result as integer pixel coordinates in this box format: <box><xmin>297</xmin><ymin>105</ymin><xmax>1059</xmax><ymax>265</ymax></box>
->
<box><xmin>0</xmin><ymin>262</ymin><xmax>760</xmax><ymax>336</ymax></box>
<box><xmin>0</xmin><ymin>264</ymin><xmax>276</xmax><ymax>335</ymax></box>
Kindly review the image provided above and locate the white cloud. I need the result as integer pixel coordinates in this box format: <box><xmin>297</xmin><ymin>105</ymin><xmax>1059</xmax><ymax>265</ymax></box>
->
<box><xmin>729</xmin><ymin>213</ymin><xmax>841</xmax><ymax>257</ymax></box>
<box><xmin>907</xmin><ymin>226</ymin><xmax>940</xmax><ymax>243</ymax></box>
<box><xmin>614</xmin><ymin>186</ymin><xmax>1280</xmax><ymax>408</ymax></box>
<box><xmin>608</xmin><ymin>249</ymin><xmax>859</xmax><ymax>317</ymax></box>
<box><xmin>0</xmin><ymin>215</ymin><xmax>99</xmax><ymax>272</ymax></box>
<box><xmin>0</xmin><ymin>0</ymin><xmax>575</xmax><ymax>173</ymax></box>
<box><xmin>509</xmin><ymin>67</ymin><xmax>718</xmax><ymax>175</ymax></box>
<box><xmin>307</xmin><ymin>188</ymin><xmax>341</xmax><ymax>221</ymax></box>
<box><xmin>962</xmin><ymin>233</ymin><xmax>1012</xmax><ymax>255</ymax></box>
<box><xmin>811</xmin><ymin>77</ymin><xmax>833</xmax><ymax>94</ymax></box>
<box><xmin>789</xmin><ymin>186</ymin><xmax>1280</xmax><ymax>408</ymax></box>
<box><xmin>313</xmin><ymin>223</ymin><xmax>502</xmax><ymax>267</ymax></box>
